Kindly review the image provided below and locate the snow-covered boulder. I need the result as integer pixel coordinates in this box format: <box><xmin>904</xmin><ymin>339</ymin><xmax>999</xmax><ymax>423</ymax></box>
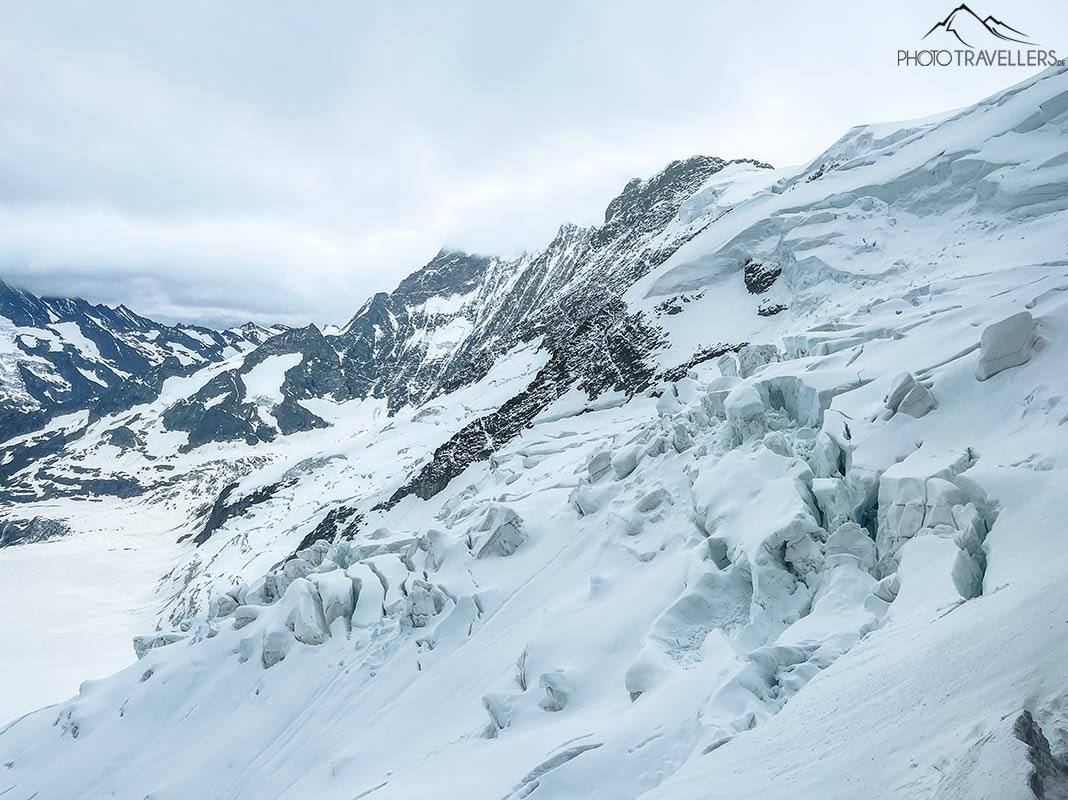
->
<box><xmin>736</xmin><ymin>344</ymin><xmax>781</xmax><ymax>378</ymax></box>
<box><xmin>624</xmin><ymin>643</ymin><xmax>675</xmax><ymax>699</ymax></box>
<box><xmin>611</xmin><ymin>444</ymin><xmax>643</xmax><ymax>480</ymax></box>
<box><xmin>570</xmin><ymin>483</ymin><xmax>613</xmax><ymax>516</ymax></box>
<box><xmin>754</xmin><ymin>375</ymin><xmax>826</xmax><ymax>428</ymax></box>
<box><xmin>346</xmin><ymin>563</ymin><xmax>385</xmax><ymax>628</ymax></box>
<box><xmin>671</xmin><ymin>422</ymin><xmax>694</xmax><ymax>452</ymax></box>
<box><xmin>725</xmin><ymin>385</ymin><xmax>767</xmax><ymax>445</ymax></box>
<box><xmin>976</xmin><ymin>311</ymin><xmax>1038</xmax><ymax>380</ymax></box>
<box><xmin>310</xmin><ymin>570</ymin><xmax>355</xmax><ymax>627</ymax></box>
<box><xmin>404</xmin><ymin>579</ymin><xmax>446</xmax><ymax>628</ymax></box>
<box><xmin>261</xmin><ymin>628</ymin><xmax>292</xmax><ymax>668</ymax></box>
<box><xmin>282</xmin><ymin>557</ymin><xmax>314</xmax><ymax>582</ymax></box>
<box><xmin>875</xmin><ymin>448</ymin><xmax>982</xmax><ymax>572</ymax></box>
<box><xmin>884</xmin><ymin>372</ymin><xmax>937</xmax><ymax>418</ymax></box>
<box><xmin>209</xmin><ymin>593</ymin><xmax>239</xmax><ymax>620</ymax></box>
<box><xmin>538</xmin><ymin>671</ymin><xmax>573</xmax><ymax>711</ymax></box>
<box><xmin>636</xmin><ymin>487</ymin><xmax>673</xmax><ymax>513</ymax></box>
<box><xmin>133</xmin><ymin>632</ymin><xmax>186</xmax><ymax>660</ymax></box>
<box><xmin>232</xmin><ymin>605</ymin><xmax>260</xmax><ymax>630</ymax></box>
<box><xmin>716</xmin><ymin>353</ymin><xmax>739</xmax><ymax>377</ymax></box>
<box><xmin>806</xmin><ymin>430</ymin><xmax>841</xmax><ymax>478</ymax></box>
<box><xmin>762</xmin><ymin>430</ymin><xmax>792</xmax><ymax>457</ymax></box>
<box><xmin>296</xmin><ymin>540</ymin><xmax>331</xmax><ymax>567</ymax></box>
<box><xmin>471</xmin><ymin>505</ymin><xmax>527</xmax><ymax>558</ymax></box>
<box><xmin>586</xmin><ymin>450</ymin><xmax>613</xmax><ymax>482</ymax></box>
<box><xmin>811</xmin><ymin>477</ymin><xmax>854</xmax><ymax>530</ymax></box>
<box><xmin>481</xmin><ymin>693</ymin><xmax>514</xmax><ymax>736</ymax></box>
<box><xmin>279</xmin><ymin>578</ymin><xmax>329</xmax><ymax>646</ymax></box>
<box><xmin>824</xmin><ymin>522</ymin><xmax>876</xmax><ymax>573</ymax></box>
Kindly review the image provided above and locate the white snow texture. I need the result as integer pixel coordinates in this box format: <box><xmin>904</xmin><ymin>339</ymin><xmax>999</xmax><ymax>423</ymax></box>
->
<box><xmin>3</xmin><ymin>66</ymin><xmax>1068</xmax><ymax>800</ymax></box>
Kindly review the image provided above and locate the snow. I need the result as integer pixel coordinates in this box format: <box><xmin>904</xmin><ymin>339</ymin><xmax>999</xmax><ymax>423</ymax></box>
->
<box><xmin>75</xmin><ymin>366</ymin><xmax>107</xmax><ymax>387</ymax></box>
<box><xmin>50</xmin><ymin>321</ymin><xmax>102</xmax><ymax>362</ymax></box>
<box><xmin>414</xmin><ymin>290</ymin><xmax>477</xmax><ymax>316</ymax></box>
<box><xmin>3</xmin><ymin>66</ymin><xmax>1068</xmax><ymax>800</ymax></box>
<box><xmin>201</xmin><ymin>392</ymin><xmax>227</xmax><ymax>410</ymax></box>
<box><xmin>242</xmin><ymin>353</ymin><xmax>303</xmax><ymax>405</ymax></box>
<box><xmin>422</xmin><ymin>317</ymin><xmax>474</xmax><ymax>359</ymax></box>
<box><xmin>166</xmin><ymin>341</ymin><xmax>200</xmax><ymax>366</ymax></box>
<box><xmin>0</xmin><ymin>501</ymin><xmax>181</xmax><ymax>726</ymax></box>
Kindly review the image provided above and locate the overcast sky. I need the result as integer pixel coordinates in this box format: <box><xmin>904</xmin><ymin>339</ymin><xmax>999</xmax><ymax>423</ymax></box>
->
<box><xmin>2</xmin><ymin>0</ymin><xmax>1065</xmax><ymax>327</ymax></box>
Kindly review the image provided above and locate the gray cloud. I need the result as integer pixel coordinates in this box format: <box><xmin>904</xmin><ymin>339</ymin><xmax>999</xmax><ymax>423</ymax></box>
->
<box><xmin>2</xmin><ymin>0</ymin><xmax>1065</xmax><ymax>327</ymax></box>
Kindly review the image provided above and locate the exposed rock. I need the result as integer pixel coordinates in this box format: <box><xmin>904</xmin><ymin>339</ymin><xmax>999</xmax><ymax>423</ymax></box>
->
<box><xmin>190</xmin><ymin>478</ymin><xmax>294</xmax><ymax>547</ymax></box>
<box><xmin>1013</xmin><ymin>710</ymin><xmax>1068</xmax><ymax>799</ymax></box>
<box><xmin>0</xmin><ymin>517</ymin><xmax>70</xmax><ymax>547</ymax></box>
<box><xmin>743</xmin><ymin>258</ymin><xmax>782</xmax><ymax>294</ymax></box>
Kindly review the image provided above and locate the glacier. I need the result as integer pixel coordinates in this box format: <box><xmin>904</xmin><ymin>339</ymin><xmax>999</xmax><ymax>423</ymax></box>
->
<box><xmin>1</xmin><ymin>65</ymin><xmax>1068</xmax><ymax>799</ymax></box>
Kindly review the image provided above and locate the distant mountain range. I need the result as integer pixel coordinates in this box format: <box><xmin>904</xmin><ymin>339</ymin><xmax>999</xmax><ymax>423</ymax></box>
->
<box><xmin>0</xmin><ymin>279</ymin><xmax>282</xmax><ymax>444</ymax></box>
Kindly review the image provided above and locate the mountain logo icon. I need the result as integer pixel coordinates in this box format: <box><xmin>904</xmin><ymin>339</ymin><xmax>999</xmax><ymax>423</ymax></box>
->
<box><xmin>923</xmin><ymin>4</ymin><xmax>1037</xmax><ymax>48</ymax></box>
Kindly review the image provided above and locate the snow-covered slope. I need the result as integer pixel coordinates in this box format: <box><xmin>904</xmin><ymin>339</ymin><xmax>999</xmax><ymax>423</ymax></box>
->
<box><xmin>2</xmin><ymin>65</ymin><xmax>1068</xmax><ymax>800</ymax></box>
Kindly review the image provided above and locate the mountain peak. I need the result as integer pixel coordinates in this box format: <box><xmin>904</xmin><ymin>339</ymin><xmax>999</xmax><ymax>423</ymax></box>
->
<box><xmin>602</xmin><ymin>155</ymin><xmax>769</xmax><ymax>227</ymax></box>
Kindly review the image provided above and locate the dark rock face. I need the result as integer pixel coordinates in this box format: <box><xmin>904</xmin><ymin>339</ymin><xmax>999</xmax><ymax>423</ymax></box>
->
<box><xmin>188</xmin><ymin>478</ymin><xmax>295</xmax><ymax>546</ymax></box>
<box><xmin>293</xmin><ymin>506</ymin><xmax>363</xmax><ymax>555</ymax></box>
<box><xmin>384</xmin><ymin>354</ymin><xmax>573</xmax><ymax>507</ymax></box>
<box><xmin>1013</xmin><ymin>710</ymin><xmax>1068</xmax><ymax>799</ymax></box>
<box><xmin>743</xmin><ymin>259</ymin><xmax>782</xmax><ymax>294</ymax></box>
<box><xmin>373</xmin><ymin>156</ymin><xmax>770</xmax><ymax>503</ymax></box>
<box><xmin>660</xmin><ymin>342</ymin><xmax>746</xmax><ymax>384</ymax></box>
<box><xmin>102</xmin><ymin>425</ymin><xmax>143</xmax><ymax>450</ymax></box>
<box><xmin>0</xmin><ymin>517</ymin><xmax>71</xmax><ymax>547</ymax></box>
<box><xmin>150</xmin><ymin>154</ymin><xmax>771</xmax><ymax>457</ymax></box>
<box><xmin>757</xmin><ymin>302</ymin><xmax>788</xmax><ymax>317</ymax></box>
<box><xmin>342</xmin><ymin>156</ymin><xmax>769</xmax><ymax>413</ymax></box>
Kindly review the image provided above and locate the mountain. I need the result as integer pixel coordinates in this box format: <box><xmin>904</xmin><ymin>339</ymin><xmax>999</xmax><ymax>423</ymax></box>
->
<box><xmin>923</xmin><ymin>3</ymin><xmax>1034</xmax><ymax>47</ymax></box>
<box><xmin>151</xmin><ymin>155</ymin><xmax>769</xmax><ymax>455</ymax></box>
<box><xmin>2</xmin><ymin>65</ymin><xmax>1068</xmax><ymax>800</ymax></box>
<box><xmin>0</xmin><ymin>279</ymin><xmax>284</xmax><ymax>442</ymax></box>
